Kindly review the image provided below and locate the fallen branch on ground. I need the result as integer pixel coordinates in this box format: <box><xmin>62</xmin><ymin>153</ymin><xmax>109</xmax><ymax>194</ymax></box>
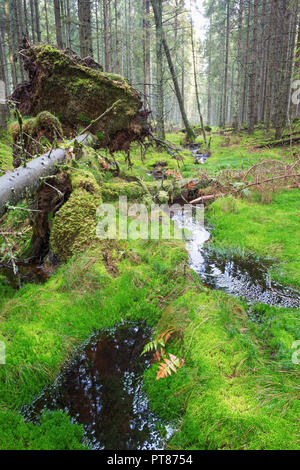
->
<box><xmin>0</xmin><ymin>133</ymin><xmax>95</xmax><ymax>218</ymax></box>
<box><xmin>189</xmin><ymin>193</ymin><xmax>224</xmax><ymax>204</ymax></box>
<box><xmin>236</xmin><ymin>173</ymin><xmax>300</xmax><ymax>192</ymax></box>
<box><xmin>258</xmin><ymin>136</ymin><xmax>300</xmax><ymax>148</ymax></box>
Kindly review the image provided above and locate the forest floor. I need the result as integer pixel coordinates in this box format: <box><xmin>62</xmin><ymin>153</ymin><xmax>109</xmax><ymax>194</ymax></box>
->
<box><xmin>0</xmin><ymin>127</ymin><xmax>299</xmax><ymax>450</ymax></box>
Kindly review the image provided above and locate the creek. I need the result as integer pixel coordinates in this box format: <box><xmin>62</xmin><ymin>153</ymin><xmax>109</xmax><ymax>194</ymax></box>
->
<box><xmin>172</xmin><ymin>207</ymin><xmax>300</xmax><ymax>309</ymax></box>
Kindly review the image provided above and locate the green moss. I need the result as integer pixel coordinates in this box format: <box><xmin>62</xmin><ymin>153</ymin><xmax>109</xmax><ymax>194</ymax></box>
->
<box><xmin>71</xmin><ymin>170</ymin><xmax>101</xmax><ymax>194</ymax></box>
<box><xmin>0</xmin><ymin>410</ymin><xmax>86</xmax><ymax>450</ymax></box>
<box><xmin>50</xmin><ymin>189</ymin><xmax>101</xmax><ymax>261</ymax></box>
<box><xmin>0</xmin><ymin>133</ymin><xmax>13</xmax><ymax>170</ymax></box>
<box><xmin>145</xmin><ymin>290</ymin><xmax>300</xmax><ymax>450</ymax></box>
<box><xmin>0</xmin><ymin>234</ymin><xmax>188</xmax><ymax>449</ymax></box>
<box><xmin>23</xmin><ymin>45</ymin><xmax>142</xmax><ymax>143</ymax></box>
<box><xmin>34</xmin><ymin>111</ymin><xmax>63</xmax><ymax>137</ymax></box>
<box><xmin>101</xmin><ymin>181</ymin><xmax>146</xmax><ymax>201</ymax></box>
<box><xmin>8</xmin><ymin>112</ymin><xmax>63</xmax><ymax>159</ymax></box>
<box><xmin>1</xmin><ymin>126</ymin><xmax>299</xmax><ymax>450</ymax></box>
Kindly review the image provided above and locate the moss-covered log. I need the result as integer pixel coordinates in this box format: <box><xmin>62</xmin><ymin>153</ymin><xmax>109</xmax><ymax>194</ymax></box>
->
<box><xmin>11</xmin><ymin>44</ymin><xmax>149</xmax><ymax>151</ymax></box>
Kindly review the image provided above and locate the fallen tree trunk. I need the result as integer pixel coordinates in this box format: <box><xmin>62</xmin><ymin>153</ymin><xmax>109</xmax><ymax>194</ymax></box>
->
<box><xmin>0</xmin><ymin>133</ymin><xmax>94</xmax><ymax>218</ymax></box>
<box><xmin>258</xmin><ymin>135</ymin><xmax>300</xmax><ymax>148</ymax></box>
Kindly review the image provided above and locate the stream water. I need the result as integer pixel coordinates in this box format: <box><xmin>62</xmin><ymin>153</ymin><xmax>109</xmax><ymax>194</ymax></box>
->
<box><xmin>189</xmin><ymin>143</ymin><xmax>210</xmax><ymax>164</ymax></box>
<box><xmin>171</xmin><ymin>207</ymin><xmax>300</xmax><ymax>309</ymax></box>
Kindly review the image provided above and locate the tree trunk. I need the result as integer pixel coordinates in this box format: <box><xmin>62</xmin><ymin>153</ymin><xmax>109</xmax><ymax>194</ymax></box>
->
<box><xmin>190</xmin><ymin>6</ymin><xmax>207</xmax><ymax>148</ymax></box>
<box><xmin>181</xmin><ymin>0</ymin><xmax>185</xmax><ymax>123</ymax></box>
<box><xmin>0</xmin><ymin>134</ymin><xmax>94</xmax><ymax>218</ymax></box>
<box><xmin>66</xmin><ymin>0</ymin><xmax>72</xmax><ymax>49</ymax></box>
<box><xmin>151</xmin><ymin>0</ymin><xmax>165</xmax><ymax>140</ymax></box>
<box><xmin>29</xmin><ymin>0</ymin><xmax>35</xmax><ymax>43</ymax></box>
<box><xmin>128</xmin><ymin>0</ymin><xmax>133</xmax><ymax>82</ymax></box>
<box><xmin>0</xmin><ymin>28</ymin><xmax>8</xmax><ymax>129</ymax></box>
<box><xmin>44</xmin><ymin>0</ymin><xmax>50</xmax><ymax>43</ymax></box>
<box><xmin>241</xmin><ymin>2</ymin><xmax>250</xmax><ymax>124</ymax></box>
<box><xmin>114</xmin><ymin>0</ymin><xmax>120</xmax><ymax>73</ymax></box>
<box><xmin>143</xmin><ymin>0</ymin><xmax>150</xmax><ymax>108</ymax></box>
<box><xmin>274</xmin><ymin>0</ymin><xmax>291</xmax><ymax>139</ymax></box>
<box><xmin>103</xmin><ymin>0</ymin><xmax>110</xmax><ymax>71</ymax></box>
<box><xmin>234</xmin><ymin>0</ymin><xmax>243</xmax><ymax>130</ymax></box>
<box><xmin>248</xmin><ymin>0</ymin><xmax>258</xmax><ymax>134</ymax></box>
<box><xmin>13</xmin><ymin>0</ymin><xmax>25</xmax><ymax>82</ymax></box>
<box><xmin>222</xmin><ymin>0</ymin><xmax>230</xmax><ymax>128</ymax></box>
<box><xmin>207</xmin><ymin>16</ymin><xmax>212</xmax><ymax>126</ymax></box>
<box><xmin>78</xmin><ymin>0</ymin><xmax>93</xmax><ymax>57</ymax></box>
<box><xmin>4</xmin><ymin>0</ymin><xmax>17</xmax><ymax>90</ymax></box>
<box><xmin>265</xmin><ymin>0</ymin><xmax>277</xmax><ymax>129</ymax></box>
<box><xmin>151</xmin><ymin>0</ymin><xmax>194</xmax><ymax>141</ymax></box>
<box><xmin>54</xmin><ymin>0</ymin><xmax>64</xmax><ymax>49</ymax></box>
<box><xmin>23</xmin><ymin>0</ymin><xmax>29</xmax><ymax>39</ymax></box>
<box><xmin>34</xmin><ymin>0</ymin><xmax>41</xmax><ymax>42</ymax></box>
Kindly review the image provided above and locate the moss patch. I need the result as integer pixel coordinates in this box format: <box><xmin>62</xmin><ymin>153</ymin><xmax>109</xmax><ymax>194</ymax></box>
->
<box><xmin>50</xmin><ymin>188</ymin><xmax>101</xmax><ymax>261</ymax></box>
<box><xmin>0</xmin><ymin>131</ymin><xmax>13</xmax><ymax>171</ymax></box>
<box><xmin>145</xmin><ymin>290</ymin><xmax>300</xmax><ymax>450</ymax></box>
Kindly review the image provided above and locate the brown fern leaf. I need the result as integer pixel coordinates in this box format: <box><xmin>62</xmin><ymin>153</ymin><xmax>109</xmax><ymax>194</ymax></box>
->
<box><xmin>156</xmin><ymin>353</ymin><xmax>185</xmax><ymax>380</ymax></box>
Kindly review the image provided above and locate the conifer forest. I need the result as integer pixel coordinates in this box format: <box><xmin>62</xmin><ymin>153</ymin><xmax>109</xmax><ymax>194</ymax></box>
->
<box><xmin>0</xmin><ymin>0</ymin><xmax>299</xmax><ymax>453</ymax></box>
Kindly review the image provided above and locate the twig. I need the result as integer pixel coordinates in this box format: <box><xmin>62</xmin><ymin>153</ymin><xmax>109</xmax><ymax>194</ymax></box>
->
<box><xmin>236</xmin><ymin>173</ymin><xmax>300</xmax><ymax>192</ymax></box>
<box><xmin>243</xmin><ymin>160</ymin><xmax>287</xmax><ymax>181</ymax></box>
<box><xmin>0</xmin><ymin>227</ymin><xmax>31</xmax><ymax>236</ymax></box>
<box><xmin>189</xmin><ymin>193</ymin><xmax>224</xmax><ymax>204</ymax></box>
<box><xmin>6</xmin><ymin>205</ymin><xmax>42</xmax><ymax>213</ymax></box>
<box><xmin>0</xmin><ymin>231</ymin><xmax>19</xmax><ymax>279</ymax></box>
<box><xmin>44</xmin><ymin>182</ymin><xmax>64</xmax><ymax>197</ymax></box>
<box><xmin>79</xmin><ymin>99</ymin><xmax>122</xmax><ymax>138</ymax></box>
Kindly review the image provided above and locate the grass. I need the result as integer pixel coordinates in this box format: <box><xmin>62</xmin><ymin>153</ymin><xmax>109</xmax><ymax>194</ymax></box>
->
<box><xmin>144</xmin><ymin>290</ymin><xmax>300</xmax><ymax>450</ymax></box>
<box><xmin>207</xmin><ymin>191</ymin><xmax>300</xmax><ymax>288</ymax></box>
<box><xmin>0</xmin><ymin>126</ymin><xmax>299</xmax><ymax>449</ymax></box>
<box><xmin>0</xmin><ymin>239</ymin><xmax>188</xmax><ymax>449</ymax></box>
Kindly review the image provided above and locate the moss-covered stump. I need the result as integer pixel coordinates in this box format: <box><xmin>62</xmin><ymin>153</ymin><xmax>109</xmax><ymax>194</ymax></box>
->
<box><xmin>11</xmin><ymin>44</ymin><xmax>149</xmax><ymax>151</ymax></box>
<box><xmin>8</xmin><ymin>111</ymin><xmax>63</xmax><ymax>167</ymax></box>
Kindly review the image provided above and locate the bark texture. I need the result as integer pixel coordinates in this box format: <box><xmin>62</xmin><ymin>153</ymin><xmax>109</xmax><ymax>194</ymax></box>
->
<box><xmin>0</xmin><ymin>134</ymin><xmax>92</xmax><ymax>218</ymax></box>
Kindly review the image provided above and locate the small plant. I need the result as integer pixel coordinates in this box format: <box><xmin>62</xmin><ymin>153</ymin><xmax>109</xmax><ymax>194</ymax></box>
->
<box><xmin>141</xmin><ymin>328</ymin><xmax>185</xmax><ymax>380</ymax></box>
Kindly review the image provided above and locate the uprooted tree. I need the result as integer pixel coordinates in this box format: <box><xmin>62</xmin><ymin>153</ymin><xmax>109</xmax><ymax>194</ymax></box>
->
<box><xmin>11</xmin><ymin>43</ymin><xmax>150</xmax><ymax>151</ymax></box>
<box><xmin>0</xmin><ymin>43</ymin><xmax>150</xmax><ymax>216</ymax></box>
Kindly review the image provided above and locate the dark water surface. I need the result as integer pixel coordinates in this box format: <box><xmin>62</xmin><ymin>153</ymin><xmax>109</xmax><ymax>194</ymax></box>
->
<box><xmin>22</xmin><ymin>323</ymin><xmax>173</xmax><ymax>450</ymax></box>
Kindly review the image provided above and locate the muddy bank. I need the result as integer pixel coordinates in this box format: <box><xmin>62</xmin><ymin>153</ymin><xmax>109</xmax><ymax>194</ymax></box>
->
<box><xmin>22</xmin><ymin>323</ymin><xmax>173</xmax><ymax>450</ymax></box>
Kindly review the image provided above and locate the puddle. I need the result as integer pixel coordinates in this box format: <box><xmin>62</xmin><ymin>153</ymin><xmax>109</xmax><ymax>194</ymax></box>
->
<box><xmin>171</xmin><ymin>207</ymin><xmax>300</xmax><ymax>308</ymax></box>
<box><xmin>22</xmin><ymin>323</ymin><xmax>173</xmax><ymax>450</ymax></box>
